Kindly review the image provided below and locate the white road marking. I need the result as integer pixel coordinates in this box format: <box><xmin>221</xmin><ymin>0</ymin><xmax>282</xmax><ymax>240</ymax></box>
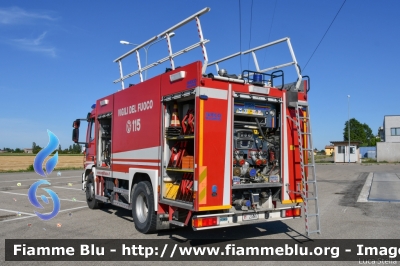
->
<box><xmin>52</xmin><ymin>186</ymin><xmax>81</xmax><ymax>191</ymax></box>
<box><xmin>0</xmin><ymin>175</ymin><xmax>80</xmax><ymax>183</ymax></box>
<box><xmin>59</xmin><ymin>206</ymin><xmax>87</xmax><ymax>212</ymax></box>
<box><xmin>0</xmin><ymin>191</ymin><xmax>86</xmax><ymax>203</ymax></box>
<box><xmin>0</xmin><ymin>208</ymin><xmax>35</xmax><ymax>216</ymax></box>
<box><xmin>0</xmin><ymin>206</ymin><xmax>87</xmax><ymax>223</ymax></box>
<box><xmin>357</xmin><ymin>173</ymin><xmax>373</xmax><ymax>202</ymax></box>
<box><xmin>0</xmin><ymin>216</ymin><xmax>33</xmax><ymax>222</ymax></box>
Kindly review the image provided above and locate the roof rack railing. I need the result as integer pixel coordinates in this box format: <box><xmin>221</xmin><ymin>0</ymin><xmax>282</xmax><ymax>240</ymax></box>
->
<box><xmin>113</xmin><ymin>7</ymin><xmax>211</xmax><ymax>90</ymax></box>
<box><xmin>207</xmin><ymin>37</ymin><xmax>303</xmax><ymax>90</ymax></box>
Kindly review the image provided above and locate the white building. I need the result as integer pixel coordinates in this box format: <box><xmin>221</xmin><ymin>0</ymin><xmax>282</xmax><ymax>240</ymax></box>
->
<box><xmin>24</xmin><ymin>148</ymin><xmax>33</xmax><ymax>153</ymax></box>
<box><xmin>330</xmin><ymin>141</ymin><xmax>361</xmax><ymax>163</ymax></box>
<box><xmin>377</xmin><ymin>115</ymin><xmax>400</xmax><ymax>162</ymax></box>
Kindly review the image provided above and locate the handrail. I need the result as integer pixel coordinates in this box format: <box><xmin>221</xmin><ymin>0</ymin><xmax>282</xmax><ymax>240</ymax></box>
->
<box><xmin>207</xmin><ymin>52</ymin><xmax>242</xmax><ymax>72</ymax></box>
<box><xmin>157</xmin><ymin>7</ymin><xmax>210</xmax><ymax>38</ymax></box>
<box><xmin>206</xmin><ymin>37</ymin><xmax>303</xmax><ymax>90</ymax></box>
<box><xmin>114</xmin><ymin>40</ymin><xmax>210</xmax><ymax>84</ymax></box>
<box><xmin>113</xmin><ymin>7</ymin><xmax>211</xmax><ymax>90</ymax></box>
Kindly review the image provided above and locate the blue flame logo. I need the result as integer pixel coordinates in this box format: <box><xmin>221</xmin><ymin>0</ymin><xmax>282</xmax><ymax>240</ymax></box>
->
<box><xmin>33</xmin><ymin>130</ymin><xmax>59</xmax><ymax>177</ymax></box>
<box><xmin>28</xmin><ymin>130</ymin><xmax>61</xmax><ymax>220</ymax></box>
<box><xmin>28</xmin><ymin>180</ymin><xmax>60</xmax><ymax>220</ymax></box>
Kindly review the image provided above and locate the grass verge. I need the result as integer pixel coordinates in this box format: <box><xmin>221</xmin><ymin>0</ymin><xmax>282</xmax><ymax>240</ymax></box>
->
<box><xmin>361</xmin><ymin>159</ymin><xmax>400</xmax><ymax>164</ymax></box>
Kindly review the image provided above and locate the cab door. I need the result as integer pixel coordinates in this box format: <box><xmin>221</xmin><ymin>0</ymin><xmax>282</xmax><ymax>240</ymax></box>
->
<box><xmin>85</xmin><ymin>117</ymin><xmax>96</xmax><ymax>167</ymax></box>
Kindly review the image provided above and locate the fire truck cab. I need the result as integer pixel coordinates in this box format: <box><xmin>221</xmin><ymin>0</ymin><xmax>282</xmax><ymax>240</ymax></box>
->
<box><xmin>72</xmin><ymin>7</ymin><xmax>320</xmax><ymax>236</ymax></box>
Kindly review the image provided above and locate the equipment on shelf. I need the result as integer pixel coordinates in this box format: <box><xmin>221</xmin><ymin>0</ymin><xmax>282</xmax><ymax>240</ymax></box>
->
<box><xmin>182</xmin><ymin>109</ymin><xmax>194</xmax><ymax>135</ymax></box>
<box><xmin>168</xmin><ymin>141</ymin><xmax>188</xmax><ymax>168</ymax></box>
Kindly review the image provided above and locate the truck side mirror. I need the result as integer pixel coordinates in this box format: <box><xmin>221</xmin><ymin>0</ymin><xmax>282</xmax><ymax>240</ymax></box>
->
<box><xmin>72</xmin><ymin>128</ymin><xmax>79</xmax><ymax>143</ymax></box>
<box><xmin>73</xmin><ymin>119</ymin><xmax>80</xmax><ymax>128</ymax></box>
<box><xmin>72</xmin><ymin>119</ymin><xmax>80</xmax><ymax>143</ymax></box>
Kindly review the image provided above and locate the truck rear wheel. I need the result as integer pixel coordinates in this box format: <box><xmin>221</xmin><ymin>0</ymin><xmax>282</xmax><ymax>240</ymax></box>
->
<box><xmin>131</xmin><ymin>181</ymin><xmax>157</xmax><ymax>234</ymax></box>
<box><xmin>86</xmin><ymin>173</ymin><xmax>104</xmax><ymax>209</ymax></box>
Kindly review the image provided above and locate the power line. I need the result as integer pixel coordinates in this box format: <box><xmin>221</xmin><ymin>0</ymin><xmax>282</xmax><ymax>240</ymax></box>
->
<box><xmin>248</xmin><ymin>0</ymin><xmax>253</xmax><ymax>49</ymax></box>
<box><xmin>263</xmin><ymin>0</ymin><xmax>277</xmax><ymax>64</ymax></box>
<box><xmin>247</xmin><ymin>0</ymin><xmax>254</xmax><ymax>69</ymax></box>
<box><xmin>239</xmin><ymin>0</ymin><xmax>242</xmax><ymax>73</ymax></box>
<box><xmin>303</xmin><ymin>0</ymin><xmax>347</xmax><ymax>71</ymax></box>
<box><xmin>267</xmin><ymin>0</ymin><xmax>277</xmax><ymax>42</ymax></box>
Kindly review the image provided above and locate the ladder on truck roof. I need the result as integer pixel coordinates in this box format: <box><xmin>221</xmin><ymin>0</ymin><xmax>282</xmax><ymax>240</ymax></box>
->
<box><xmin>289</xmin><ymin>101</ymin><xmax>321</xmax><ymax>236</ymax></box>
<box><xmin>113</xmin><ymin>7</ymin><xmax>211</xmax><ymax>90</ymax></box>
<box><xmin>207</xmin><ymin>37</ymin><xmax>303</xmax><ymax>90</ymax></box>
<box><xmin>113</xmin><ymin>7</ymin><xmax>305</xmax><ymax>91</ymax></box>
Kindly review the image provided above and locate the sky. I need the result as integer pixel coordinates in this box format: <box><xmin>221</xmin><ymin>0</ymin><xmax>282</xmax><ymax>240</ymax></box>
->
<box><xmin>1</xmin><ymin>0</ymin><xmax>400</xmax><ymax>151</ymax></box>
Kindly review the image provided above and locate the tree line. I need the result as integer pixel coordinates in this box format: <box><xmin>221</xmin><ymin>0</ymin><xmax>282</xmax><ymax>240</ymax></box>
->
<box><xmin>2</xmin><ymin>143</ymin><xmax>83</xmax><ymax>154</ymax></box>
<box><xmin>2</xmin><ymin>117</ymin><xmax>380</xmax><ymax>154</ymax></box>
<box><xmin>32</xmin><ymin>142</ymin><xmax>83</xmax><ymax>154</ymax></box>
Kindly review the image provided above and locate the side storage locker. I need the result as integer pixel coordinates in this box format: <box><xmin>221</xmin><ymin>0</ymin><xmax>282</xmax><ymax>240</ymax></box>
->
<box><xmin>161</xmin><ymin>90</ymin><xmax>196</xmax><ymax>208</ymax></box>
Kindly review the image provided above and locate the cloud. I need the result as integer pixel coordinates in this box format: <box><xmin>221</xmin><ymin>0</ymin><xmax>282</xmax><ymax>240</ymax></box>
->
<box><xmin>12</xmin><ymin>33</ymin><xmax>57</xmax><ymax>57</ymax></box>
<box><xmin>12</xmin><ymin>31</ymin><xmax>56</xmax><ymax>57</ymax></box>
<box><xmin>0</xmin><ymin>6</ymin><xmax>57</xmax><ymax>25</ymax></box>
<box><xmin>0</xmin><ymin>7</ymin><xmax>59</xmax><ymax>57</ymax></box>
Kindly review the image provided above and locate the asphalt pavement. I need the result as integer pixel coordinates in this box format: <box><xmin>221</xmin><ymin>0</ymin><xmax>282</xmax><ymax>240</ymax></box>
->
<box><xmin>1</xmin><ymin>164</ymin><xmax>400</xmax><ymax>266</ymax></box>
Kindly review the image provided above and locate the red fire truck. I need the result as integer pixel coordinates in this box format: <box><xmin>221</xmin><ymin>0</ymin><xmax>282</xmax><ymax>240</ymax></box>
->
<box><xmin>72</xmin><ymin>7</ymin><xmax>320</xmax><ymax>235</ymax></box>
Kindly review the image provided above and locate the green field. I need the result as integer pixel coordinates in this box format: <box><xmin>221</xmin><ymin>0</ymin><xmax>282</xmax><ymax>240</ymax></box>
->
<box><xmin>0</xmin><ymin>155</ymin><xmax>84</xmax><ymax>172</ymax></box>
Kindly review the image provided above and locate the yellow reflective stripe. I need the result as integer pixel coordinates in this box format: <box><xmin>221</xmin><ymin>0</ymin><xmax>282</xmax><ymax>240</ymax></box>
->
<box><xmin>198</xmin><ymin>166</ymin><xmax>207</xmax><ymax>204</ymax></box>
<box><xmin>199</xmin><ymin>205</ymin><xmax>231</xmax><ymax>211</ymax></box>
<box><xmin>199</xmin><ymin>166</ymin><xmax>207</xmax><ymax>182</ymax></box>
<box><xmin>282</xmin><ymin>199</ymin><xmax>304</xmax><ymax>204</ymax></box>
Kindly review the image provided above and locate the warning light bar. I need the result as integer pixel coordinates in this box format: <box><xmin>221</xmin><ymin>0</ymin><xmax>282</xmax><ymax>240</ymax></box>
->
<box><xmin>192</xmin><ymin>217</ymin><xmax>219</xmax><ymax>228</ymax></box>
<box><xmin>281</xmin><ymin>208</ymin><xmax>301</xmax><ymax>218</ymax></box>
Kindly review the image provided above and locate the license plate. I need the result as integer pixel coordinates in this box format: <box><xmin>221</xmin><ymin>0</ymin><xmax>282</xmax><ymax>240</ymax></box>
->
<box><xmin>243</xmin><ymin>213</ymin><xmax>259</xmax><ymax>221</ymax></box>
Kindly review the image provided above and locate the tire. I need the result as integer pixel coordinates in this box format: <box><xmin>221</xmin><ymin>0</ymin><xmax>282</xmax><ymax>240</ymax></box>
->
<box><xmin>131</xmin><ymin>181</ymin><xmax>157</xmax><ymax>234</ymax></box>
<box><xmin>85</xmin><ymin>173</ymin><xmax>104</xmax><ymax>209</ymax></box>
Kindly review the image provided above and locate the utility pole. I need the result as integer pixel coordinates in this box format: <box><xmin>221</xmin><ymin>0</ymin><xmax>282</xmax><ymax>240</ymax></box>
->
<box><xmin>348</xmin><ymin>95</ymin><xmax>350</xmax><ymax>163</ymax></box>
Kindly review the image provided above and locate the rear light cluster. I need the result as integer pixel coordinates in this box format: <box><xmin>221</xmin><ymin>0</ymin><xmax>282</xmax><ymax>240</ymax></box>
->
<box><xmin>192</xmin><ymin>217</ymin><xmax>219</xmax><ymax>228</ymax></box>
<box><xmin>281</xmin><ymin>208</ymin><xmax>301</xmax><ymax>218</ymax></box>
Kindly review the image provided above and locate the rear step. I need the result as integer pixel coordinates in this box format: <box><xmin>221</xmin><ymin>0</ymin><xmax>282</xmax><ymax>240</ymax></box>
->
<box><xmin>169</xmin><ymin>220</ymin><xmax>185</xmax><ymax>227</ymax></box>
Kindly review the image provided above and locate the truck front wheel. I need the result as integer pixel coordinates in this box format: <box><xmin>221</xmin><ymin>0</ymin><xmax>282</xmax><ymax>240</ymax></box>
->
<box><xmin>85</xmin><ymin>173</ymin><xmax>104</xmax><ymax>209</ymax></box>
<box><xmin>131</xmin><ymin>181</ymin><xmax>157</xmax><ymax>234</ymax></box>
